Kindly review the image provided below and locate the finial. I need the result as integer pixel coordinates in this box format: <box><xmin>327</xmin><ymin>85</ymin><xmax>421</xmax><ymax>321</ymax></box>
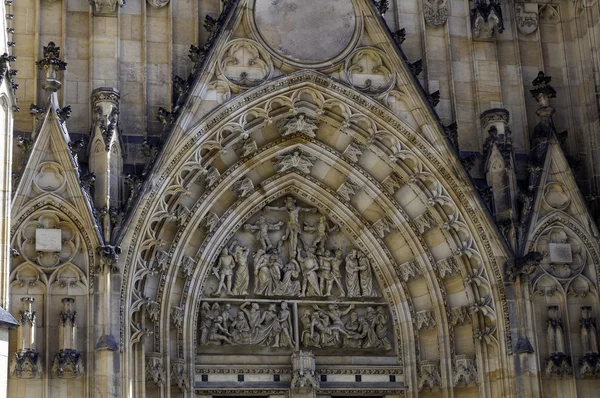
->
<box><xmin>36</xmin><ymin>41</ymin><xmax>67</xmax><ymax>93</ymax></box>
<box><xmin>530</xmin><ymin>72</ymin><xmax>556</xmax><ymax>108</ymax></box>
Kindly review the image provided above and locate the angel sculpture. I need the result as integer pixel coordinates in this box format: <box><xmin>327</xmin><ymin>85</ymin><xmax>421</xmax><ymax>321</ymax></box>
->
<box><xmin>279</xmin><ymin>113</ymin><xmax>318</xmax><ymax>138</ymax></box>
<box><xmin>274</xmin><ymin>150</ymin><xmax>317</xmax><ymax>174</ymax></box>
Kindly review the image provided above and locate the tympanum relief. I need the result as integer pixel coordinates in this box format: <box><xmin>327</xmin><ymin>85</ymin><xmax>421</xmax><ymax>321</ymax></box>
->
<box><xmin>198</xmin><ymin>196</ymin><xmax>392</xmax><ymax>355</ymax></box>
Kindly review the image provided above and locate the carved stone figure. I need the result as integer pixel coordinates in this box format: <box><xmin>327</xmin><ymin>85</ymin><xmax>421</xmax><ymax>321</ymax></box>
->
<box><xmin>244</xmin><ymin>216</ymin><xmax>283</xmax><ymax>251</ymax></box>
<box><xmin>274</xmin><ymin>150</ymin><xmax>317</xmax><ymax>174</ymax></box>
<box><xmin>276</xmin><ymin>302</ymin><xmax>295</xmax><ymax>348</ymax></box>
<box><xmin>329</xmin><ymin>249</ymin><xmax>346</xmax><ymax>297</ymax></box>
<box><xmin>202</xmin><ymin>166</ymin><xmax>220</xmax><ymax>188</ymax></box>
<box><xmin>213</xmin><ymin>248</ymin><xmax>235</xmax><ymax>295</ymax></box>
<box><xmin>231</xmin><ymin>245</ymin><xmax>250</xmax><ymax>295</ymax></box>
<box><xmin>206</xmin><ymin>316</ymin><xmax>234</xmax><ymax>345</ymax></box>
<box><xmin>345</xmin><ymin>249</ymin><xmax>362</xmax><ymax>297</ymax></box>
<box><xmin>232</xmin><ymin>177</ymin><xmax>254</xmax><ymax>198</ymax></box>
<box><xmin>358</xmin><ymin>252</ymin><xmax>377</xmax><ymax>297</ymax></box>
<box><xmin>266</xmin><ymin>197</ymin><xmax>317</xmax><ymax>259</ymax></box>
<box><xmin>471</xmin><ymin>0</ymin><xmax>504</xmax><ymax>39</ymax></box>
<box><xmin>276</xmin><ymin>259</ymin><xmax>302</xmax><ymax>296</ymax></box>
<box><xmin>298</xmin><ymin>248</ymin><xmax>321</xmax><ymax>297</ymax></box>
<box><xmin>279</xmin><ymin>113</ymin><xmax>318</xmax><ymax>138</ymax></box>
<box><xmin>303</xmin><ymin>213</ymin><xmax>338</xmax><ymax>253</ymax></box>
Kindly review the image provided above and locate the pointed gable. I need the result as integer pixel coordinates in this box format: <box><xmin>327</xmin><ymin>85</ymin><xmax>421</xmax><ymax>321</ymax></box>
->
<box><xmin>522</xmin><ymin>72</ymin><xmax>599</xmax><ymax>253</ymax></box>
<box><xmin>11</xmin><ymin>42</ymin><xmax>101</xmax><ymax>244</ymax></box>
<box><xmin>153</xmin><ymin>0</ymin><xmax>460</xmax><ymax>173</ymax></box>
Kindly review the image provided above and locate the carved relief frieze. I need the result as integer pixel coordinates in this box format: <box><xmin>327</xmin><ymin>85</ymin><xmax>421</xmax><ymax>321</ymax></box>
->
<box><xmin>205</xmin><ymin>197</ymin><xmax>381</xmax><ymax>299</ymax></box>
<box><xmin>198</xmin><ymin>299</ymin><xmax>392</xmax><ymax>353</ymax></box>
<box><xmin>413</xmin><ymin>210</ymin><xmax>436</xmax><ymax>234</ymax></box>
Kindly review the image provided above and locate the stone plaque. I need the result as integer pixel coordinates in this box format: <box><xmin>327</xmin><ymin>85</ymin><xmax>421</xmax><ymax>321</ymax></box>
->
<box><xmin>35</xmin><ymin>228</ymin><xmax>62</xmax><ymax>252</ymax></box>
<box><xmin>549</xmin><ymin>243</ymin><xmax>572</xmax><ymax>264</ymax></box>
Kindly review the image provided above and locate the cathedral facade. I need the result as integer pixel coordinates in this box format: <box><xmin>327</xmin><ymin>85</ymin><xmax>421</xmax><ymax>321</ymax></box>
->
<box><xmin>1</xmin><ymin>0</ymin><xmax>600</xmax><ymax>397</ymax></box>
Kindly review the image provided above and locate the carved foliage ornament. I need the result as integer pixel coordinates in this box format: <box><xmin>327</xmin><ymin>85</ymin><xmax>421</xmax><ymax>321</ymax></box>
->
<box><xmin>423</xmin><ymin>0</ymin><xmax>448</xmax><ymax>26</ymax></box>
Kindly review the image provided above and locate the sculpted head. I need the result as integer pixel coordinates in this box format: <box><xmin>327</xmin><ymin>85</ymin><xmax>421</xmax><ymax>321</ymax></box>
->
<box><xmin>251</xmin><ymin>303</ymin><xmax>259</xmax><ymax>311</ymax></box>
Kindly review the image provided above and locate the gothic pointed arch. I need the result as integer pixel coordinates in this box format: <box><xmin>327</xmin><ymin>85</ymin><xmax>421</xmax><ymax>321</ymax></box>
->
<box><xmin>119</xmin><ymin>63</ymin><xmax>514</xmax><ymax>396</ymax></box>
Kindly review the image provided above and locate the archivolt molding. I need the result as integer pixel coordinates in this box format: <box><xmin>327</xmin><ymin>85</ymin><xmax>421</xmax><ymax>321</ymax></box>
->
<box><xmin>119</xmin><ymin>71</ymin><xmax>511</xmax><ymax>392</ymax></box>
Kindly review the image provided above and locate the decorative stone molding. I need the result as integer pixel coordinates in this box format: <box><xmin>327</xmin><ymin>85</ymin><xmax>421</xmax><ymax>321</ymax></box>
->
<box><xmin>343</xmin><ymin>141</ymin><xmax>366</xmax><ymax>163</ymax></box>
<box><xmin>515</xmin><ymin>3</ymin><xmax>538</xmax><ymax>35</ymax></box>
<box><xmin>395</xmin><ymin>260</ymin><xmax>422</xmax><ymax>282</ymax></box>
<box><xmin>423</xmin><ymin>0</ymin><xmax>448</xmax><ymax>26</ymax></box>
<box><xmin>544</xmin><ymin>306</ymin><xmax>572</xmax><ymax>378</ymax></box>
<box><xmin>437</xmin><ymin>256</ymin><xmax>459</xmax><ymax>279</ymax></box>
<box><xmin>453</xmin><ymin>355</ymin><xmax>478</xmax><ymax>387</ymax></box>
<box><xmin>373</xmin><ymin>217</ymin><xmax>395</xmax><ymax>238</ymax></box>
<box><xmin>52</xmin><ymin>350</ymin><xmax>84</xmax><ymax>378</ymax></box>
<box><xmin>146</xmin><ymin>0</ymin><xmax>169</xmax><ymax>8</ymax></box>
<box><xmin>10</xmin><ymin>350</ymin><xmax>42</xmax><ymax>378</ymax></box>
<box><xmin>219</xmin><ymin>39</ymin><xmax>273</xmax><ymax>88</ymax></box>
<box><xmin>145</xmin><ymin>353</ymin><xmax>165</xmax><ymax>386</ymax></box>
<box><xmin>89</xmin><ymin>0</ymin><xmax>124</xmax><ymax>13</ymax></box>
<box><xmin>91</xmin><ymin>87</ymin><xmax>120</xmax><ymax>149</ymax></box>
<box><xmin>580</xmin><ymin>306</ymin><xmax>600</xmax><ymax>377</ymax></box>
<box><xmin>471</xmin><ymin>0</ymin><xmax>504</xmax><ymax>39</ymax></box>
<box><xmin>413</xmin><ymin>211</ymin><xmax>436</xmax><ymax>234</ymax></box>
<box><xmin>505</xmin><ymin>251</ymin><xmax>542</xmax><ymax>282</ymax></box>
<box><xmin>337</xmin><ymin>179</ymin><xmax>361</xmax><ymax>201</ymax></box>
<box><xmin>170</xmin><ymin>359</ymin><xmax>189</xmax><ymax>391</ymax></box>
<box><xmin>344</xmin><ymin>47</ymin><xmax>395</xmax><ymax>95</ymax></box>
<box><xmin>291</xmin><ymin>350</ymin><xmax>319</xmax><ymax>391</ymax></box>
<box><xmin>450</xmin><ymin>306</ymin><xmax>472</xmax><ymax>327</ymax></box>
<box><xmin>96</xmin><ymin>245</ymin><xmax>121</xmax><ymax>274</ymax></box>
<box><xmin>10</xmin><ymin>297</ymin><xmax>42</xmax><ymax>378</ymax></box>
<box><xmin>415</xmin><ymin>310</ymin><xmax>436</xmax><ymax>331</ymax></box>
<box><xmin>418</xmin><ymin>360</ymin><xmax>441</xmax><ymax>391</ymax></box>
